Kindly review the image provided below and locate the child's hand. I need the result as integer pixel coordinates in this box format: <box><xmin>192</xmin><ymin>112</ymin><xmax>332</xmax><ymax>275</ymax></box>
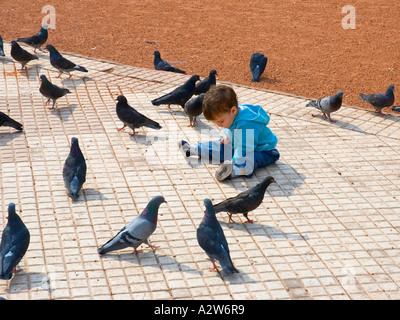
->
<box><xmin>220</xmin><ymin>136</ymin><xmax>231</xmax><ymax>145</ymax></box>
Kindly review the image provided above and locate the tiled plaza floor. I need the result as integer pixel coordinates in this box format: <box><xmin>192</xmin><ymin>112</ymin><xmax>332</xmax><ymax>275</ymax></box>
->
<box><xmin>1</xmin><ymin>41</ymin><xmax>400</xmax><ymax>300</ymax></box>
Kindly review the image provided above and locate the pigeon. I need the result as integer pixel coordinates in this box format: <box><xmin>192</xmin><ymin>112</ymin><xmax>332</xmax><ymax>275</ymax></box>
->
<box><xmin>306</xmin><ymin>91</ymin><xmax>343</xmax><ymax>123</ymax></box>
<box><xmin>184</xmin><ymin>93</ymin><xmax>205</xmax><ymax>127</ymax></box>
<box><xmin>250</xmin><ymin>52</ymin><xmax>268</xmax><ymax>82</ymax></box>
<box><xmin>39</xmin><ymin>74</ymin><xmax>71</xmax><ymax>110</ymax></box>
<box><xmin>197</xmin><ymin>199</ymin><xmax>238</xmax><ymax>275</ymax></box>
<box><xmin>360</xmin><ymin>85</ymin><xmax>395</xmax><ymax>114</ymax></box>
<box><xmin>116</xmin><ymin>95</ymin><xmax>162</xmax><ymax>136</ymax></box>
<box><xmin>97</xmin><ymin>196</ymin><xmax>166</xmax><ymax>255</ymax></box>
<box><xmin>10</xmin><ymin>40</ymin><xmax>38</xmax><ymax>70</ymax></box>
<box><xmin>194</xmin><ymin>69</ymin><xmax>218</xmax><ymax>95</ymax></box>
<box><xmin>153</xmin><ymin>50</ymin><xmax>186</xmax><ymax>74</ymax></box>
<box><xmin>0</xmin><ymin>203</ymin><xmax>30</xmax><ymax>280</ymax></box>
<box><xmin>63</xmin><ymin>137</ymin><xmax>87</xmax><ymax>200</ymax></box>
<box><xmin>0</xmin><ymin>36</ymin><xmax>5</xmax><ymax>57</ymax></box>
<box><xmin>151</xmin><ymin>74</ymin><xmax>200</xmax><ymax>110</ymax></box>
<box><xmin>46</xmin><ymin>44</ymin><xmax>88</xmax><ymax>78</ymax></box>
<box><xmin>213</xmin><ymin>176</ymin><xmax>275</xmax><ymax>223</ymax></box>
<box><xmin>0</xmin><ymin>111</ymin><xmax>23</xmax><ymax>131</ymax></box>
<box><xmin>17</xmin><ymin>25</ymin><xmax>48</xmax><ymax>53</ymax></box>
<box><xmin>392</xmin><ymin>106</ymin><xmax>400</xmax><ymax>112</ymax></box>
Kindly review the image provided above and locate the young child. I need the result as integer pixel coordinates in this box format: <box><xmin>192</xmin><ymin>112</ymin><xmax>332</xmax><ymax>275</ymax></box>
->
<box><xmin>178</xmin><ymin>85</ymin><xmax>279</xmax><ymax>181</ymax></box>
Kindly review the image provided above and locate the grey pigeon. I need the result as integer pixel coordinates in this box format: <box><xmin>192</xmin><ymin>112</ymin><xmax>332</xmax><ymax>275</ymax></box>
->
<box><xmin>197</xmin><ymin>199</ymin><xmax>238</xmax><ymax>275</ymax></box>
<box><xmin>63</xmin><ymin>137</ymin><xmax>86</xmax><ymax>200</ymax></box>
<box><xmin>184</xmin><ymin>93</ymin><xmax>205</xmax><ymax>127</ymax></box>
<box><xmin>306</xmin><ymin>91</ymin><xmax>343</xmax><ymax>123</ymax></box>
<box><xmin>213</xmin><ymin>176</ymin><xmax>275</xmax><ymax>223</ymax></box>
<box><xmin>116</xmin><ymin>95</ymin><xmax>161</xmax><ymax>136</ymax></box>
<box><xmin>10</xmin><ymin>40</ymin><xmax>38</xmax><ymax>70</ymax></box>
<box><xmin>0</xmin><ymin>203</ymin><xmax>30</xmax><ymax>280</ymax></box>
<box><xmin>360</xmin><ymin>85</ymin><xmax>395</xmax><ymax>114</ymax></box>
<box><xmin>153</xmin><ymin>50</ymin><xmax>186</xmax><ymax>74</ymax></box>
<box><xmin>39</xmin><ymin>74</ymin><xmax>71</xmax><ymax>110</ymax></box>
<box><xmin>17</xmin><ymin>25</ymin><xmax>48</xmax><ymax>53</ymax></box>
<box><xmin>250</xmin><ymin>52</ymin><xmax>268</xmax><ymax>82</ymax></box>
<box><xmin>0</xmin><ymin>36</ymin><xmax>5</xmax><ymax>57</ymax></box>
<box><xmin>97</xmin><ymin>196</ymin><xmax>166</xmax><ymax>255</ymax></box>
<box><xmin>46</xmin><ymin>44</ymin><xmax>88</xmax><ymax>79</ymax></box>
<box><xmin>151</xmin><ymin>74</ymin><xmax>200</xmax><ymax>109</ymax></box>
<box><xmin>194</xmin><ymin>69</ymin><xmax>218</xmax><ymax>95</ymax></box>
<box><xmin>0</xmin><ymin>111</ymin><xmax>23</xmax><ymax>131</ymax></box>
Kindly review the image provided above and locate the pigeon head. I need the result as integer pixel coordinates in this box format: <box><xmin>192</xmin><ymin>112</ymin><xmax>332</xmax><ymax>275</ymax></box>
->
<box><xmin>337</xmin><ymin>91</ymin><xmax>344</xmax><ymax>97</ymax></box>
<box><xmin>191</xmin><ymin>74</ymin><xmax>200</xmax><ymax>82</ymax></box>
<box><xmin>202</xmin><ymin>198</ymin><xmax>217</xmax><ymax>224</ymax></box>
<box><xmin>153</xmin><ymin>50</ymin><xmax>161</xmax><ymax>57</ymax></box>
<box><xmin>41</xmin><ymin>24</ymin><xmax>49</xmax><ymax>31</ymax></box>
<box><xmin>45</xmin><ymin>44</ymin><xmax>58</xmax><ymax>54</ymax></box>
<box><xmin>257</xmin><ymin>176</ymin><xmax>276</xmax><ymax>191</ymax></box>
<box><xmin>116</xmin><ymin>95</ymin><xmax>128</xmax><ymax>104</ymax></box>
<box><xmin>70</xmin><ymin>137</ymin><xmax>84</xmax><ymax>158</ymax></box>
<box><xmin>141</xmin><ymin>196</ymin><xmax>166</xmax><ymax>223</ymax></box>
<box><xmin>6</xmin><ymin>203</ymin><xmax>23</xmax><ymax>226</ymax></box>
<box><xmin>39</xmin><ymin>74</ymin><xmax>48</xmax><ymax>82</ymax></box>
<box><xmin>10</xmin><ymin>40</ymin><xmax>18</xmax><ymax>47</ymax></box>
<box><xmin>387</xmin><ymin>85</ymin><xmax>395</xmax><ymax>92</ymax></box>
<box><xmin>210</xmin><ymin>69</ymin><xmax>218</xmax><ymax>76</ymax></box>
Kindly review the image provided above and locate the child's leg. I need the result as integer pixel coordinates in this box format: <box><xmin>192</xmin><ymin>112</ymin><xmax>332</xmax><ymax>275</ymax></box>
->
<box><xmin>197</xmin><ymin>140</ymin><xmax>232</xmax><ymax>164</ymax></box>
<box><xmin>253</xmin><ymin>149</ymin><xmax>280</xmax><ymax>171</ymax></box>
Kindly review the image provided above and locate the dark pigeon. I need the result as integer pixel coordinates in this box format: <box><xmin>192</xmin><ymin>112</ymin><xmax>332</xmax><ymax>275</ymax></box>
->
<box><xmin>392</xmin><ymin>106</ymin><xmax>400</xmax><ymax>112</ymax></box>
<box><xmin>116</xmin><ymin>95</ymin><xmax>161</xmax><ymax>136</ymax></box>
<box><xmin>0</xmin><ymin>203</ymin><xmax>30</xmax><ymax>280</ymax></box>
<box><xmin>97</xmin><ymin>196</ymin><xmax>166</xmax><ymax>255</ymax></box>
<box><xmin>194</xmin><ymin>69</ymin><xmax>218</xmax><ymax>95</ymax></box>
<box><xmin>63</xmin><ymin>137</ymin><xmax>87</xmax><ymax>200</ymax></box>
<box><xmin>46</xmin><ymin>44</ymin><xmax>88</xmax><ymax>79</ymax></box>
<box><xmin>17</xmin><ymin>25</ymin><xmax>48</xmax><ymax>53</ymax></box>
<box><xmin>197</xmin><ymin>199</ymin><xmax>239</xmax><ymax>275</ymax></box>
<box><xmin>0</xmin><ymin>36</ymin><xmax>5</xmax><ymax>57</ymax></box>
<box><xmin>250</xmin><ymin>52</ymin><xmax>268</xmax><ymax>82</ymax></box>
<box><xmin>151</xmin><ymin>74</ymin><xmax>200</xmax><ymax>109</ymax></box>
<box><xmin>360</xmin><ymin>85</ymin><xmax>395</xmax><ymax>114</ymax></box>
<box><xmin>306</xmin><ymin>91</ymin><xmax>343</xmax><ymax>122</ymax></box>
<box><xmin>184</xmin><ymin>93</ymin><xmax>205</xmax><ymax>127</ymax></box>
<box><xmin>153</xmin><ymin>50</ymin><xmax>186</xmax><ymax>74</ymax></box>
<box><xmin>213</xmin><ymin>176</ymin><xmax>275</xmax><ymax>223</ymax></box>
<box><xmin>39</xmin><ymin>74</ymin><xmax>71</xmax><ymax>110</ymax></box>
<box><xmin>0</xmin><ymin>111</ymin><xmax>23</xmax><ymax>131</ymax></box>
<box><xmin>10</xmin><ymin>40</ymin><xmax>38</xmax><ymax>70</ymax></box>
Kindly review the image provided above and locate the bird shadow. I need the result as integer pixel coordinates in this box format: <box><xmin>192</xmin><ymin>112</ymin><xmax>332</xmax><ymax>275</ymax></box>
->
<box><xmin>259</xmin><ymin>77</ymin><xmax>280</xmax><ymax>84</ymax></box>
<box><xmin>311</xmin><ymin>113</ymin><xmax>370</xmax><ymax>135</ymax></box>
<box><xmin>5</xmin><ymin>270</ymin><xmax>53</xmax><ymax>294</ymax></box>
<box><xmin>220</xmin><ymin>220</ymin><xmax>308</xmax><ymax>241</ymax></box>
<box><xmin>50</xmin><ymin>104</ymin><xmax>78</xmax><ymax>121</ymax></box>
<box><xmin>130</xmin><ymin>133</ymin><xmax>168</xmax><ymax>146</ymax></box>
<box><xmin>0</xmin><ymin>130</ymin><xmax>24</xmax><ymax>147</ymax></box>
<box><xmin>82</xmin><ymin>188</ymin><xmax>108</xmax><ymax>201</ymax></box>
<box><xmin>61</xmin><ymin>76</ymin><xmax>92</xmax><ymax>89</ymax></box>
<box><xmin>100</xmin><ymin>250</ymin><xmax>199</xmax><ymax>274</ymax></box>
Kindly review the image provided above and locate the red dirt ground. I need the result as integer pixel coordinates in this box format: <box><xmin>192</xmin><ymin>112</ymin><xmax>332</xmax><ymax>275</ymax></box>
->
<box><xmin>1</xmin><ymin>0</ymin><xmax>400</xmax><ymax>112</ymax></box>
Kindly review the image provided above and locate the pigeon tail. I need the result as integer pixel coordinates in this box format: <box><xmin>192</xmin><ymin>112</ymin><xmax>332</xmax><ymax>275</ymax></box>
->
<box><xmin>74</xmin><ymin>65</ymin><xmax>88</xmax><ymax>73</ymax></box>
<box><xmin>3</xmin><ymin>118</ymin><xmax>23</xmax><ymax>131</ymax></box>
<box><xmin>222</xmin><ymin>264</ymin><xmax>239</xmax><ymax>275</ymax></box>
<box><xmin>251</xmin><ymin>65</ymin><xmax>262</xmax><ymax>82</ymax></box>
<box><xmin>359</xmin><ymin>93</ymin><xmax>369</xmax><ymax>102</ymax></box>
<box><xmin>68</xmin><ymin>176</ymin><xmax>81</xmax><ymax>199</ymax></box>
<box><xmin>306</xmin><ymin>100</ymin><xmax>317</xmax><ymax>108</ymax></box>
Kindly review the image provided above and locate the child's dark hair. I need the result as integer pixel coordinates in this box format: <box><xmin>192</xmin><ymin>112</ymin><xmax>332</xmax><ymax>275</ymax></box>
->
<box><xmin>202</xmin><ymin>85</ymin><xmax>238</xmax><ymax>120</ymax></box>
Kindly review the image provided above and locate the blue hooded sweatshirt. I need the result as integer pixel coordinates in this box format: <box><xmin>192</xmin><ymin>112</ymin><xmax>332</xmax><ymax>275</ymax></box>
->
<box><xmin>222</xmin><ymin>104</ymin><xmax>278</xmax><ymax>163</ymax></box>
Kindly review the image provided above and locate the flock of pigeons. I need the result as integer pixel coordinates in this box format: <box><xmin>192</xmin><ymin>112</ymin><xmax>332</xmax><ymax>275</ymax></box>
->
<box><xmin>0</xmin><ymin>26</ymin><xmax>278</xmax><ymax>282</ymax></box>
<box><xmin>0</xmin><ymin>23</ymin><xmax>399</xmax><ymax>284</ymax></box>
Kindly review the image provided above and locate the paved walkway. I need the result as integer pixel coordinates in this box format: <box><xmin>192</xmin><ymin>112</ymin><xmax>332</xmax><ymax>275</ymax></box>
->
<box><xmin>1</xmin><ymin>41</ymin><xmax>400</xmax><ymax>300</ymax></box>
